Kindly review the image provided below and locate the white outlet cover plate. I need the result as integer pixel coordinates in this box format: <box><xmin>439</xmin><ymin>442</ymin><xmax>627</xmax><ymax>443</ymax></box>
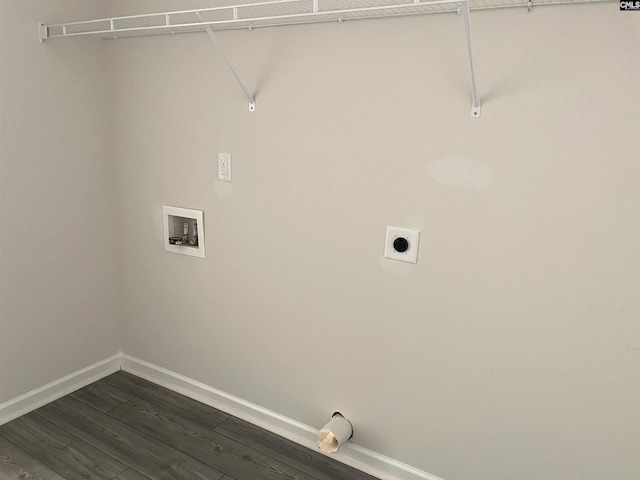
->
<box><xmin>218</xmin><ymin>153</ymin><xmax>231</xmax><ymax>182</ymax></box>
<box><xmin>384</xmin><ymin>226</ymin><xmax>420</xmax><ymax>264</ymax></box>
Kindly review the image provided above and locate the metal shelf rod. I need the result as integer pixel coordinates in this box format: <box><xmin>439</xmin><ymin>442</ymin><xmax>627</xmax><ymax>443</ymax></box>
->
<box><xmin>42</xmin><ymin>0</ymin><xmax>465</xmax><ymax>40</ymax></box>
<box><xmin>49</xmin><ymin>0</ymin><xmax>303</xmax><ymax>29</ymax></box>
<box><xmin>41</xmin><ymin>0</ymin><xmax>607</xmax><ymax>41</ymax></box>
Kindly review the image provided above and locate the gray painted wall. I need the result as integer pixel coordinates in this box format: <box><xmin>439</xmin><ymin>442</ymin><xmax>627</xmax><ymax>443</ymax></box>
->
<box><xmin>2</xmin><ymin>2</ymin><xmax>639</xmax><ymax>480</ymax></box>
<box><xmin>0</xmin><ymin>0</ymin><xmax>120</xmax><ymax>402</ymax></box>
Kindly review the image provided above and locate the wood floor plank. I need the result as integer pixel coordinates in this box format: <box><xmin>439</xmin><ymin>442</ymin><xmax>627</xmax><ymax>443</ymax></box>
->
<box><xmin>113</xmin><ymin>468</ymin><xmax>151</xmax><ymax>480</ymax></box>
<box><xmin>0</xmin><ymin>372</ymin><xmax>379</xmax><ymax>480</ymax></box>
<box><xmin>215</xmin><ymin>417</ymin><xmax>380</xmax><ymax>480</ymax></box>
<box><xmin>71</xmin><ymin>376</ymin><xmax>135</xmax><ymax>412</ymax></box>
<box><xmin>0</xmin><ymin>413</ymin><xmax>126</xmax><ymax>480</ymax></box>
<box><xmin>0</xmin><ymin>434</ymin><xmax>67</xmax><ymax>480</ymax></box>
<box><xmin>110</xmin><ymin>397</ymin><xmax>320</xmax><ymax>480</ymax></box>
<box><xmin>103</xmin><ymin>371</ymin><xmax>229</xmax><ymax>429</ymax></box>
<box><xmin>37</xmin><ymin>395</ymin><xmax>225</xmax><ymax>480</ymax></box>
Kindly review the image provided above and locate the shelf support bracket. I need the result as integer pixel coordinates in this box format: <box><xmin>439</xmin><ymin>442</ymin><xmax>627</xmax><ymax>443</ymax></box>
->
<box><xmin>38</xmin><ymin>22</ymin><xmax>49</xmax><ymax>43</ymax></box>
<box><xmin>196</xmin><ymin>12</ymin><xmax>256</xmax><ymax>112</ymax></box>
<box><xmin>460</xmin><ymin>1</ymin><xmax>481</xmax><ymax>118</ymax></box>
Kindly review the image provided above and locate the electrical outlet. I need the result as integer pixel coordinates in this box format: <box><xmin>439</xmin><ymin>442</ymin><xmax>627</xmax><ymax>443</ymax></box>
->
<box><xmin>384</xmin><ymin>226</ymin><xmax>420</xmax><ymax>263</ymax></box>
<box><xmin>218</xmin><ymin>153</ymin><xmax>231</xmax><ymax>182</ymax></box>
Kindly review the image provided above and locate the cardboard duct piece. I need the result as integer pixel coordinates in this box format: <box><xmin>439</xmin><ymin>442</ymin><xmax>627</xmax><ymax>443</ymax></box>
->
<box><xmin>317</xmin><ymin>412</ymin><xmax>353</xmax><ymax>454</ymax></box>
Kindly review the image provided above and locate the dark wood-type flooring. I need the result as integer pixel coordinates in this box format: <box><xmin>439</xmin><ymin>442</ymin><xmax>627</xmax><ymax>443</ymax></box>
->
<box><xmin>0</xmin><ymin>371</ymin><xmax>379</xmax><ymax>480</ymax></box>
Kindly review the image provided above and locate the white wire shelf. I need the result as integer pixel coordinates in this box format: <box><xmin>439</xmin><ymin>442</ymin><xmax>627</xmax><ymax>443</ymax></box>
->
<box><xmin>38</xmin><ymin>0</ymin><xmax>610</xmax><ymax>116</ymax></box>
<box><xmin>40</xmin><ymin>0</ymin><xmax>608</xmax><ymax>41</ymax></box>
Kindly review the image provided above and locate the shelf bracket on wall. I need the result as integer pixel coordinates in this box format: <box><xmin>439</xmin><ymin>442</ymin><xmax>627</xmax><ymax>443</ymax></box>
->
<box><xmin>38</xmin><ymin>22</ymin><xmax>49</xmax><ymax>43</ymax></box>
<box><xmin>196</xmin><ymin>12</ymin><xmax>256</xmax><ymax>112</ymax></box>
<box><xmin>460</xmin><ymin>1</ymin><xmax>481</xmax><ymax>118</ymax></box>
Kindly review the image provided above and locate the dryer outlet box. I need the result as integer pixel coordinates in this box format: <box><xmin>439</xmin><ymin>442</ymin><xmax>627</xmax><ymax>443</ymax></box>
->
<box><xmin>384</xmin><ymin>226</ymin><xmax>420</xmax><ymax>264</ymax></box>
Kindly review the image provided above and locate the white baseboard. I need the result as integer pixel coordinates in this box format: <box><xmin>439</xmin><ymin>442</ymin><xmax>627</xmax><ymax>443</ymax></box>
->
<box><xmin>0</xmin><ymin>353</ymin><xmax>121</xmax><ymax>426</ymax></box>
<box><xmin>120</xmin><ymin>353</ymin><xmax>444</xmax><ymax>480</ymax></box>
<box><xmin>0</xmin><ymin>353</ymin><xmax>443</xmax><ymax>480</ymax></box>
